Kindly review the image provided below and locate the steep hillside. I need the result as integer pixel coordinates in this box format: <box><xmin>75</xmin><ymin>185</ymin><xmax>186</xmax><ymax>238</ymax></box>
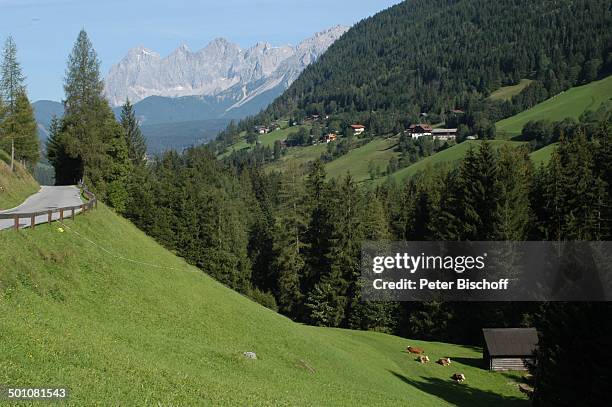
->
<box><xmin>495</xmin><ymin>75</ymin><xmax>612</xmax><ymax>137</ymax></box>
<box><xmin>257</xmin><ymin>0</ymin><xmax>610</xmax><ymax>130</ymax></box>
<box><xmin>0</xmin><ymin>205</ymin><xmax>528</xmax><ymax>405</ymax></box>
<box><xmin>0</xmin><ymin>150</ymin><xmax>39</xmax><ymax>210</ymax></box>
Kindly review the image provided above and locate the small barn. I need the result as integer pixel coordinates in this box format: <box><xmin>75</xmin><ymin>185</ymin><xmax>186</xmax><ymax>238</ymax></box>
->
<box><xmin>482</xmin><ymin>328</ymin><xmax>538</xmax><ymax>371</ymax></box>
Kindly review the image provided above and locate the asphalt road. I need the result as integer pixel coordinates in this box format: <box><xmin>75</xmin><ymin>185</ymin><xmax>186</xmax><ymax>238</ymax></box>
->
<box><xmin>0</xmin><ymin>186</ymin><xmax>84</xmax><ymax>230</ymax></box>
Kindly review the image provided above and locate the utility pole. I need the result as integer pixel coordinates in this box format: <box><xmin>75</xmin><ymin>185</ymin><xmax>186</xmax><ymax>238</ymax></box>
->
<box><xmin>10</xmin><ymin>137</ymin><xmax>14</xmax><ymax>171</ymax></box>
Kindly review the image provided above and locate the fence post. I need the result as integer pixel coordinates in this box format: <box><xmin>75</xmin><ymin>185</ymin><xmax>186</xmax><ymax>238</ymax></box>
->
<box><xmin>48</xmin><ymin>210</ymin><xmax>52</xmax><ymax>224</ymax></box>
<box><xmin>13</xmin><ymin>215</ymin><xmax>19</xmax><ymax>230</ymax></box>
<box><xmin>60</xmin><ymin>208</ymin><xmax>64</xmax><ymax>222</ymax></box>
<box><xmin>30</xmin><ymin>215</ymin><xmax>35</xmax><ymax>229</ymax></box>
<box><xmin>71</xmin><ymin>208</ymin><xmax>75</xmax><ymax>221</ymax></box>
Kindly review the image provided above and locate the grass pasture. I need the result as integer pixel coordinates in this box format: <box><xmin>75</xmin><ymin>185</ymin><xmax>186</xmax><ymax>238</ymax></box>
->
<box><xmin>529</xmin><ymin>143</ymin><xmax>558</xmax><ymax>166</ymax></box>
<box><xmin>489</xmin><ymin>79</ymin><xmax>533</xmax><ymax>101</ymax></box>
<box><xmin>221</xmin><ymin>124</ymin><xmax>311</xmax><ymax>157</ymax></box>
<box><xmin>496</xmin><ymin>75</ymin><xmax>612</xmax><ymax>137</ymax></box>
<box><xmin>326</xmin><ymin>136</ymin><xmax>400</xmax><ymax>183</ymax></box>
<box><xmin>0</xmin><ymin>203</ymin><xmax>529</xmax><ymax>406</ymax></box>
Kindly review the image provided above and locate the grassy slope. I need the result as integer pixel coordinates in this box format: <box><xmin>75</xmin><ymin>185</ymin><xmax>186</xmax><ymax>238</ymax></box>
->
<box><xmin>496</xmin><ymin>75</ymin><xmax>612</xmax><ymax>137</ymax></box>
<box><xmin>326</xmin><ymin>137</ymin><xmax>400</xmax><ymax>183</ymax></box>
<box><xmin>489</xmin><ymin>79</ymin><xmax>533</xmax><ymax>101</ymax></box>
<box><xmin>529</xmin><ymin>143</ymin><xmax>558</xmax><ymax>166</ymax></box>
<box><xmin>379</xmin><ymin>140</ymin><xmax>524</xmax><ymax>185</ymax></box>
<box><xmin>266</xmin><ymin>142</ymin><xmax>327</xmax><ymax>173</ymax></box>
<box><xmin>0</xmin><ymin>205</ymin><xmax>527</xmax><ymax>406</ymax></box>
<box><xmin>221</xmin><ymin>124</ymin><xmax>311</xmax><ymax>158</ymax></box>
<box><xmin>0</xmin><ymin>150</ymin><xmax>40</xmax><ymax>210</ymax></box>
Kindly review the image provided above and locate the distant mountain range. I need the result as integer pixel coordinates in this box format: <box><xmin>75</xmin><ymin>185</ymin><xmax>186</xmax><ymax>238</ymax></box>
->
<box><xmin>33</xmin><ymin>25</ymin><xmax>347</xmax><ymax>153</ymax></box>
<box><xmin>104</xmin><ymin>25</ymin><xmax>348</xmax><ymax>114</ymax></box>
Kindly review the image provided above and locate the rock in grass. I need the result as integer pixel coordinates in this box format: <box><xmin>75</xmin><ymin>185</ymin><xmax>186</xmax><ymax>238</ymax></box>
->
<box><xmin>243</xmin><ymin>351</ymin><xmax>257</xmax><ymax>359</ymax></box>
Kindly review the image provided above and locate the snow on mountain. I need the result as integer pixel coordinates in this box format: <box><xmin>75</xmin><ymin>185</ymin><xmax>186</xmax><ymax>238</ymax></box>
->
<box><xmin>104</xmin><ymin>25</ymin><xmax>348</xmax><ymax>110</ymax></box>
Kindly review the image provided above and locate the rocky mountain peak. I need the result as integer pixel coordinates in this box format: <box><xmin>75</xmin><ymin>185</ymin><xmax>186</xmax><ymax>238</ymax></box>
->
<box><xmin>104</xmin><ymin>26</ymin><xmax>349</xmax><ymax>107</ymax></box>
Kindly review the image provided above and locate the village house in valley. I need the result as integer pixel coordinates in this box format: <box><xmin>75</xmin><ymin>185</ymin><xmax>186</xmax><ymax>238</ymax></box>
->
<box><xmin>322</xmin><ymin>133</ymin><xmax>337</xmax><ymax>143</ymax></box>
<box><xmin>431</xmin><ymin>128</ymin><xmax>457</xmax><ymax>141</ymax></box>
<box><xmin>254</xmin><ymin>125</ymin><xmax>270</xmax><ymax>134</ymax></box>
<box><xmin>406</xmin><ymin>124</ymin><xmax>433</xmax><ymax>138</ymax></box>
<box><xmin>406</xmin><ymin>124</ymin><xmax>457</xmax><ymax>141</ymax></box>
<box><xmin>351</xmin><ymin>124</ymin><xmax>366</xmax><ymax>135</ymax></box>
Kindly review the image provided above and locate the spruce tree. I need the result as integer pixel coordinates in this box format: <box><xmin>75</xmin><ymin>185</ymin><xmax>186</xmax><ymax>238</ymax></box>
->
<box><xmin>273</xmin><ymin>165</ymin><xmax>307</xmax><ymax>316</ymax></box>
<box><xmin>459</xmin><ymin>142</ymin><xmax>500</xmax><ymax>240</ymax></box>
<box><xmin>544</xmin><ymin>133</ymin><xmax>603</xmax><ymax>240</ymax></box>
<box><xmin>0</xmin><ymin>90</ymin><xmax>39</xmax><ymax>167</ymax></box>
<box><xmin>0</xmin><ymin>37</ymin><xmax>39</xmax><ymax>169</ymax></box>
<box><xmin>47</xmin><ymin>116</ymin><xmax>80</xmax><ymax>185</ymax></box>
<box><xmin>303</xmin><ymin>160</ymin><xmax>334</xmax><ymax>293</ymax></box>
<box><xmin>51</xmin><ymin>29</ymin><xmax>130</xmax><ymax>208</ymax></box>
<box><xmin>0</xmin><ymin>36</ymin><xmax>25</xmax><ymax>112</ymax></box>
<box><xmin>120</xmin><ymin>99</ymin><xmax>147</xmax><ymax>166</ymax></box>
<box><xmin>494</xmin><ymin>145</ymin><xmax>533</xmax><ymax>240</ymax></box>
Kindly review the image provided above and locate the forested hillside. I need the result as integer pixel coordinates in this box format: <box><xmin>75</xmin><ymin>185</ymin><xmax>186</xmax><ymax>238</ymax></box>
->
<box><xmin>215</xmin><ymin>0</ymin><xmax>610</xmax><ymax>146</ymax></box>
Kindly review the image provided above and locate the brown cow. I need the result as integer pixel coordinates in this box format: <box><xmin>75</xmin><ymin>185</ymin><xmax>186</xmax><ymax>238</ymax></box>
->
<box><xmin>451</xmin><ymin>373</ymin><xmax>466</xmax><ymax>383</ymax></box>
<box><xmin>436</xmin><ymin>357</ymin><xmax>451</xmax><ymax>366</ymax></box>
<box><xmin>406</xmin><ymin>346</ymin><xmax>425</xmax><ymax>354</ymax></box>
<box><xmin>417</xmin><ymin>355</ymin><xmax>430</xmax><ymax>364</ymax></box>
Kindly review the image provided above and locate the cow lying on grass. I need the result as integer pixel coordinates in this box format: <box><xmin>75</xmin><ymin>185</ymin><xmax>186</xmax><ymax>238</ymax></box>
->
<box><xmin>436</xmin><ymin>357</ymin><xmax>451</xmax><ymax>366</ymax></box>
<box><xmin>406</xmin><ymin>346</ymin><xmax>425</xmax><ymax>354</ymax></box>
<box><xmin>451</xmin><ymin>373</ymin><xmax>466</xmax><ymax>383</ymax></box>
<box><xmin>417</xmin><ymin>355</ymin><xmax>430</xmax><ymax>364</ymax></box>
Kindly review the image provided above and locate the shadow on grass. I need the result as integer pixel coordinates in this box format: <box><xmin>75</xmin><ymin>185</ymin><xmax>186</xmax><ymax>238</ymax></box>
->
<box><xmin>453</xmin><ymin>357</ymin><xmax>487</xmax><ymax>370</ymax></box>
<box><xmin>389</xmin><ymin>371</ymin><xmax>527</xmax><ymax>407</ymax></box>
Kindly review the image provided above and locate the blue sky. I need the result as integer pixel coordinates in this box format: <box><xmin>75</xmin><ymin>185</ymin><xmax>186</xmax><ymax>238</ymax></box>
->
<box><xmin>0</xmin><ymin>0</ymin><xmax>400</xmax><ymax>102</ymax></box>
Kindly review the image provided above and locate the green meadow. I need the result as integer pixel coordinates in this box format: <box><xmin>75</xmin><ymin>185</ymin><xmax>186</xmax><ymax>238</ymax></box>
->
<box><xmin>529</xmin><ymin>143</ymin><xmax>558</xmax><ymax>166</ymax></box>
<box><xmin>489</xmin><ymin>79</ymin><xmax>533</xmax><ymax>101</ymax></box>
<box><xmin>326</xmin><ymin>136</ymin><xmax>400</xmax><ymax>183</ymax></box>
<box><xmin>496</xmin><ymin>75</ymin><xmax>612</xmax><ymax>137</ymax></box>
<box><xmin>0</xmin><ymin>201</ymin><xmax>529</xmax><ymax>406</ymax></box>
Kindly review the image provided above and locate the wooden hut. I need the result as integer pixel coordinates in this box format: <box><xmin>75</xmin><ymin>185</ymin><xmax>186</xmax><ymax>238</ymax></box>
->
<box><xmin>482</xmin><ymin>328</ymin><xmax>538</xmax><ymax>371</ymax></box>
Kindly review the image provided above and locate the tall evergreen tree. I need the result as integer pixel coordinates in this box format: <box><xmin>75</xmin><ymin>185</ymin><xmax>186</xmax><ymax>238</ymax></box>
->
<box><xmin>50</xmin><ymin>29</ymin><xmax>130</xmax><ymax>209</ymax></box>
<box><xmin>303</xmin><ymin>160</ymin><xmax>334</xmax><ymax>294</ymax></box>
<box><xmin>544</xmin><ymin>133</ymin><xmax>604</xmax><ymax>240</ymax></box>
<box><xmin>0</xmin><ymin>36</ymin><xmax>25</xmax><ymax>112</ymax></box>
<box><xmin>0</xmin><ymin>90</ymin><xmax>39</xmax><ymax>167</ymax></box>
<box><xmin>460</xmin><ymin>142</ymin><xmax>501</xmax><ymax>240</ymax></box>
<box><xmin>0</xmin><ymin>37</ymin><xmax>39</xmax><ymax>169</ymax></box>
<box><xmin>47</xmin><ymin>116</ymin><xmax>80</xmax><ymax>185</ymax></box>
<box><xmin>494</xmin><ymin>145</ymin><xmax>533</xmax><ymax>240</ymax></box>
<box><xmin>120</xmin><ymin>99</ymin><xmax>147</xmax><ymax>166</ymax></box>
<box><xmin>273</xmin><ymin>165</ymin><xmax>308</xmax><ymax>316</ymax></box>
